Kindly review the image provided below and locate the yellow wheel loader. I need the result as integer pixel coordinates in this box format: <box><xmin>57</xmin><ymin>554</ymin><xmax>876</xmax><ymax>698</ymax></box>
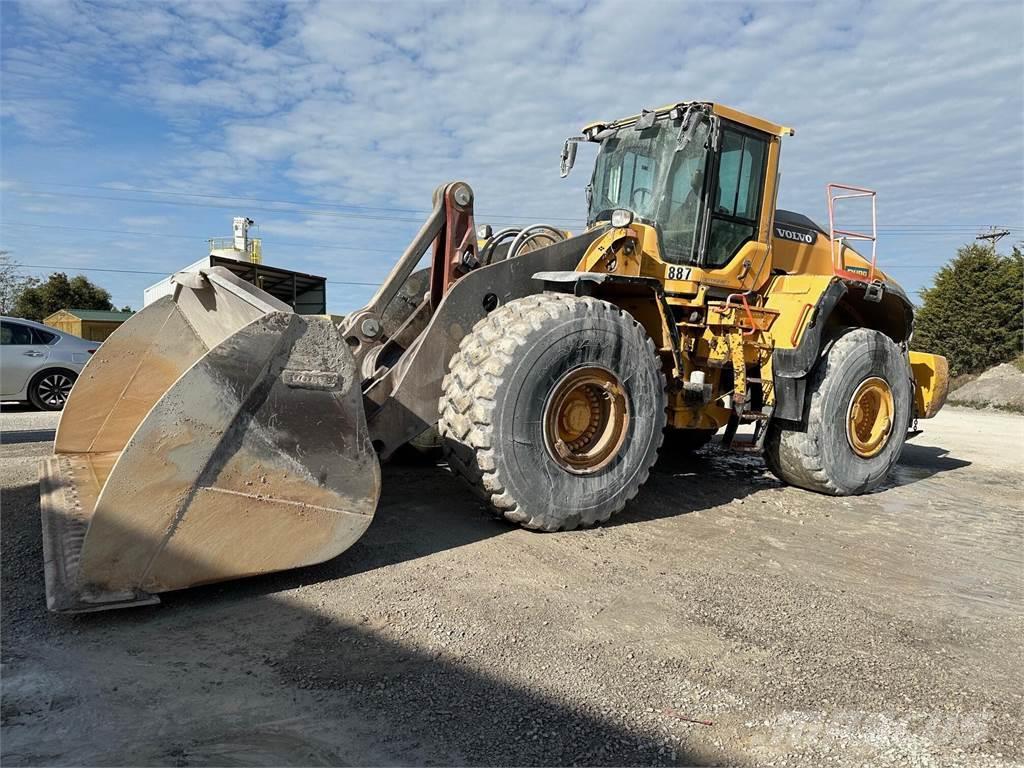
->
<box><xmin>40</xmin><ymin>102</ymin><xmax>949</xmax><ymax>613</ymax></box>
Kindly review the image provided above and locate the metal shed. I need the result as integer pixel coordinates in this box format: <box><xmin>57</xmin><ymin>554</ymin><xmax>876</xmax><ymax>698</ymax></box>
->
<box><xmin>208</xmin><ymin>256</ymin><xmax>327</xmax><ymax>314</ymax></box>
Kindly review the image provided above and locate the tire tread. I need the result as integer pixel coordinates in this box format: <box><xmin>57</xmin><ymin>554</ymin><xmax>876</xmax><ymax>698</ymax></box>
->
<box><xmin>438</xmin><ymin>293</ymin><xmax>665</xmax><ymax>530</ymax></box>
<box><xmin>764</xmin><ymin>327</ymin><xmax>907</xmax><ymax>495</ymax></box>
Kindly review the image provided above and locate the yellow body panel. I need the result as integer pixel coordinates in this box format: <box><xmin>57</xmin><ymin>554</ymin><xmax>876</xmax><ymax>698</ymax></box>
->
<box><xmin>909</xmin><ymin>351</ymin><xmax>950</xmax><ymax>419</ymax></box>
<box><xmin>762</xmin><ymin>273</ymin><xmax>835</xmax><ymax>350</ymax></box>
<box><xmin>772</xmin><ymin>233</ymin><xmax>888</xmax><ymax>285</ymax></box>
<box><xmin>572</xmin><ymin>213</ymin><xmax>934</xmax><ymax>431</ymax></box>
<box><xmin>710</xmin><ymin>103</ymin><xmax>793</xmax><ymax>137</ymax></box>
<box><xmin>583</xmin><ymin>101</ymin><xmax>792</xmax><ymax>138</ymax></box>
<box><xmin>571</xmin><ymin>99</ymin><xmax>947</xmax><ymax>432</ymax></box>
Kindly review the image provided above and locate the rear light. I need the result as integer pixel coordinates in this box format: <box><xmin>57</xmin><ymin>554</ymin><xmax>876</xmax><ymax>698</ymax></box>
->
<box><xmin>87</xmin><ymin>349</ymin><xmax>97</xmax><ymax>355</ymax></box>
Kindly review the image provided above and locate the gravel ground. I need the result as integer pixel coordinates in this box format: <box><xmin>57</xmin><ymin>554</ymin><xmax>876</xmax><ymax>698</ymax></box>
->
<box><xmin>1</xmin><ymin>403</ymin><xmax>1022</xmax><ymax>767</ymax></box>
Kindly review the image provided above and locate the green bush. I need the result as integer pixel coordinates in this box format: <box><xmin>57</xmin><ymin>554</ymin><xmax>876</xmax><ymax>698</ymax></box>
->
<box><xmin>912</xmin><ymin>244</ymin><xmax>1023</xmax><ymax>376</ymax></box>
<box><xmin>12</xmin><ymin>272</ymin><xmax>114</xmax><ymax>323</ymax></box>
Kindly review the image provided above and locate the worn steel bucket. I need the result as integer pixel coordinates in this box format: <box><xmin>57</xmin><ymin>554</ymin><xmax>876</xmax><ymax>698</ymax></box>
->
<box><xmin>40</xmin><ymin>267</ymin><xmax>380</xmax><ymax>613</ymax></box>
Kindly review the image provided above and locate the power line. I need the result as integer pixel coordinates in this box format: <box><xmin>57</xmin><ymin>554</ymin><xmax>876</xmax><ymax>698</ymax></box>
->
<box><xmin>25</xmin><ymin>181</ymin><xmax>441</xmax><ymax>215</ymax></box>
<box><xmin>2</xmin><ymin>221</ymin><xmax>410</xmax><ymax>255</ymax></box>
<box><xmin>4</xmin><ymin>220</ymin><xmax>1015</xmax><ymax>257</ymax></box>
<box><xmin>14</xmin><ymin>190</ymin><xmax>438</xmax><ymax>223</ymax></box>
<box><xmin>11</xmin><ymin>263</ymin><xmax>381</xmax><ymax>287</ymax></box>
<box><xmin>13</xmin><ymin>189</ymin><xmax>586</xmax><ymax>228</ymax></box>
<box><xmin>17</xmin><ymin>182</ymin><xmax>587</xmax><ymax>225</ymax></box>
<box><xmin>9</xmin><ymin>258</ymin><xmax>951</xmax><ymax>285</ymax></box>
<box><xmin>0</xmin><ymin>222</ymin><xmax>980</xmax><ymax>278</ymax></box>
<box><xmin>15</xmin><ymin>181</ymin><xmax>1018</xmax><ymax>230</ymax></box>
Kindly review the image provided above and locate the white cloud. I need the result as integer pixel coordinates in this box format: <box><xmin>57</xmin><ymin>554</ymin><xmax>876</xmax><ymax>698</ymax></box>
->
<box><xmin>1</xmin><ymin>0</ymin><xmax>1021</xmax><ymax>312</ymax></box>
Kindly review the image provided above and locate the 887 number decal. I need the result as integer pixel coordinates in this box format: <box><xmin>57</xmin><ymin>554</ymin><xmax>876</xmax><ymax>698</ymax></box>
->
<box><xmin>666</xmin><ymin>266</ymin><xmax>692</xmax><ymax>281</ymax></box>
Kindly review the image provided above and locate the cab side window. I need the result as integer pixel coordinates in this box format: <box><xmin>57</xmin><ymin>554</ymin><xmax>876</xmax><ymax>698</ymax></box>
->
<box><xmin>0</xmin><ymin>321</ymin><xmax>33</xmax><ymax>345</ymax></box>
<box><xmin>706</xmin><ymin>128</ymin><xmax>768</xmax><ymax>267</ymax></box>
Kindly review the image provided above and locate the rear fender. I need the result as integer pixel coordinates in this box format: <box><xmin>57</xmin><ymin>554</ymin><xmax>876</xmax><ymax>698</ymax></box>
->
<box><xmin>772</xmin><ymin>278</ymin><xmax>915</xmax><ymax>423</ymax></box>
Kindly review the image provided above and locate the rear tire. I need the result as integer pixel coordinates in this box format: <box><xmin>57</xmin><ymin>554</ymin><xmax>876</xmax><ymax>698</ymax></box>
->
<box><xmin>28</xmin><ymin>369</ymin><xmax>77</xmax><ymax>411</ymax></box>
<box><xmin>764</xmin><ymin>328</ymin><xmax>912</xmax><ymax>495</ymax></box>
<box><xmin>438</xmin><ymin>293</ymin><xmax>666</xmax><ymax>531</ymax></box>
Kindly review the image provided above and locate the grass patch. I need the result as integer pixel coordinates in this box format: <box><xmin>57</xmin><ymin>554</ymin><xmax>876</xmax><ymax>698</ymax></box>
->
<box><xmin>947</xmin><ymin>398</ymin><xmax>1024</xmax><ymax>415</ymax></box>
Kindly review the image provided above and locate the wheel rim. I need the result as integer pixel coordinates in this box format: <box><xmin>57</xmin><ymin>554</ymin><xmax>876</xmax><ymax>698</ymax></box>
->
<box><xmin>37</xmin><ymin>373</ymin><xmax>73</xmax><ymax>408</ymax></box>
<box><xmin>543</xmin><ymin>366</ymin><xmax>630</xmax><ymax>474</ymax></box>
<box><xmin>846</xmin><ymin>376</ymin><xmax>895</xmax><ymax>458</ymax></box>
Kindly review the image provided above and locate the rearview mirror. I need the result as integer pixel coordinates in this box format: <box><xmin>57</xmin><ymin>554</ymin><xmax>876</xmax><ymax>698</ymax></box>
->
<box><xmin>560</xmin><ymin>139</ymin><xmax>579</xmax><ymax>178</ymax></box>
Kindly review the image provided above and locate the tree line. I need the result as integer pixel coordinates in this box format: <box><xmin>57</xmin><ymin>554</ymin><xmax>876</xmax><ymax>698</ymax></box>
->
<box><xmin>0</xmin><ymin>251</ymin><xmax>131</xmax><ymax>322</ymax></box>
<box><xmin>2</xmin><ymin>244</ymin><xmax>1021</xmax><ymax>377</ymax></box>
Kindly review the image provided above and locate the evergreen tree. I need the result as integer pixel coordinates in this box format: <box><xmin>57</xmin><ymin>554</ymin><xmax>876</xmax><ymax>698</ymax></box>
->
<box><xmin>913</xmin><ymin>244</ymin><xmax>1023</xmax><ymax>376</ymax></box>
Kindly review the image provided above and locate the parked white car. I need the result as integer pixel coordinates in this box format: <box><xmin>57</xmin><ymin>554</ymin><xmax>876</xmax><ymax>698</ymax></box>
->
<box><xmin>0</xmin><ymin>316</ymin><xmax>97</xmax><ymax>410</ymax></box>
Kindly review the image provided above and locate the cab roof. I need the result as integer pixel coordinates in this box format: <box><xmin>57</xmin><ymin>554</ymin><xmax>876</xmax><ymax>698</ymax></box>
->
<box><xmin>581</xmin><ymin>101</ymin><xmax>793</xmax><ymax>139</ymax></box>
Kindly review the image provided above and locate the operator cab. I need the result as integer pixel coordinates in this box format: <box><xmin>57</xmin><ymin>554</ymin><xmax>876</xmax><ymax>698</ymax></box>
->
<box><xmin>562</xmin><ymin>102</ymin><xmax>791</xmax><ymax>271</ymax></box>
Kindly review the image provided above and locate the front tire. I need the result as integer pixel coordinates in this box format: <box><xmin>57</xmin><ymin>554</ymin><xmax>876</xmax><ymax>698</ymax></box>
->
<box><xmin>28</xmin><ymin>369</ymin><xmax>77</xmax><ymax>411</ymax></box>
<box><xmin>438</xmin><ymin>294</ymin><xmax>666</xmax><ymax>531</ymax></box>
<box><xmin>764</xmin><ymin>328</ymin><xmax>912</xmax><ymax>495</ymax></box>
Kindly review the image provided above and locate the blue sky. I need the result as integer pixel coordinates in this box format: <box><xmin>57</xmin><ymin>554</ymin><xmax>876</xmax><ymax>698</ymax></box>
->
<box><xmin>1</xmin><ymin>0</ymin><xmax>1022</xmax><ymax>313</ymax></box>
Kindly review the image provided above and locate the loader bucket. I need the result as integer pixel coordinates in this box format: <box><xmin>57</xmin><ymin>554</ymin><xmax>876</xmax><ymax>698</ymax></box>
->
<box><xmin>40</xmin><ymin>267</ymin><xmax>380</xmax><ymax>613</ymax></box>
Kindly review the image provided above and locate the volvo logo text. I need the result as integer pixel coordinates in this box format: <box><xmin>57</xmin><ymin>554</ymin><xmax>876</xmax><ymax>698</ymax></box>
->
<box><xmin>774</xmin><ymin>226</ymin><xmax>817</xmax><ymax>244</ymax></box>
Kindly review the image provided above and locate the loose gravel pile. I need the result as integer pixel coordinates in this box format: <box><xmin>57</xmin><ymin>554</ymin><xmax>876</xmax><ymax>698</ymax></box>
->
<box><xmin>950</xmin><ymin>362</ymin><xmax>1024</xmax><ymax>411</ymax></box>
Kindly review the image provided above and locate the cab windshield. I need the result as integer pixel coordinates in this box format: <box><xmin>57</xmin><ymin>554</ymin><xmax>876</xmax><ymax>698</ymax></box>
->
<box><xmin>588</xmin><ymin>118</ymin><xmax>710</xmax><ymax>264</ymax></box>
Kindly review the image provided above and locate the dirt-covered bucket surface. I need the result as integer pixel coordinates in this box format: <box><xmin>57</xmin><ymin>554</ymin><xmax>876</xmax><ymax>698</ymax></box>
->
<box><xmin>1</xmin><ymin>404</ymin><xmax>1022</xmax><ymax>767</ymax></box>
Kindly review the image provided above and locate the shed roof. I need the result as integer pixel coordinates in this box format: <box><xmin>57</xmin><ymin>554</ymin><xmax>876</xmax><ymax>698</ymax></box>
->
<box><xmin>51</xmin><ymin>308</ymin><xmax>135</xmax><ymax>322</ymax></box>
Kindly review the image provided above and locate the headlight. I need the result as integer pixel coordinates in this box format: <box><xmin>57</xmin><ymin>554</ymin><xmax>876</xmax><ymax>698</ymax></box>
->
<box><xmin>610</xmin><ymin>209</ymin><xmax>633</xmax><ymax>228</ymax></box>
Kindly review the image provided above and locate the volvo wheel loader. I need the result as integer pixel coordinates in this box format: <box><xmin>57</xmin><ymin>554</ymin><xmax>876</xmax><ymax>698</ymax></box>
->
<box><xmin>40</xmin><ymin>101</ymin><xmax>949</xmax><ymax>613</ymax></box>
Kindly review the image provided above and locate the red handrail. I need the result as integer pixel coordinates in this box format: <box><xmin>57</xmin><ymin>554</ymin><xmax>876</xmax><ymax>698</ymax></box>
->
<box><xmin>827</xmin><ymin>182</ymin><xmax>877</xmax><ymax>283</ymax></box>
<box><xmin>725</xmin><ymin>293</ymin><xmax>761</xmax><ymax>336</ymax></box>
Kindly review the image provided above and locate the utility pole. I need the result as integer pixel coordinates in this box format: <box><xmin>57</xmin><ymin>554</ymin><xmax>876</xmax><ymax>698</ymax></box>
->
<box><xmin>975</xmin><ymin>226</ymin><xmax>1011</xmax><ymax>248</ymax></box>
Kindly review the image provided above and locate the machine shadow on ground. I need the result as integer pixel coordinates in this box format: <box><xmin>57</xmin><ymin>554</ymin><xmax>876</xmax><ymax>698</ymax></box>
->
<box><xmin>170</xmin><ymin>448</ymin><xmax>762</xmax><ymax>600</ymax></box>
<box><xmin>1</xmin><ymin>478</ymin><xmax>722</xmax><ymax>767</ymax></box>
<box><xmin>0</xmin><ymin>404</ymin><xmax>39</xmax><ymax>413</ymax></box>
<box><xmin>893</xmin><ymin>443</ymin><xmax>971</xmax><ymax>478</ymax></box>
<box><xmin>0</xmin><ymin>429</ymin><xmax>57</xmax><ymax>445</ymax></box>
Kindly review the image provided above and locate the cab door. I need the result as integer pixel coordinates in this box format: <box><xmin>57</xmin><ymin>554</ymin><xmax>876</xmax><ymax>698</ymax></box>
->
<box><xmin>698</xmin><ymin>122</ymin><xmax>776</xmax><ymax>291</ymax></box>
<box><xmin>0</xmin><ymin>320</ymin><xmax>50</xmax><ymax>396</ymax></box>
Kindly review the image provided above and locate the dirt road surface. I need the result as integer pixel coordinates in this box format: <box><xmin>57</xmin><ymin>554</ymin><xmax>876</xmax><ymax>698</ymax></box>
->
<box><xmin>2</xmin><ymin>405</ymin><xmax>1021</xmax><ymax>767</ymax></box>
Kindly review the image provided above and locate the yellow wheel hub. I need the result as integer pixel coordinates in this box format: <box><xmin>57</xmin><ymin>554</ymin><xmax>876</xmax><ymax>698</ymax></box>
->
<box><xmin>544</xmin><ymin>367</ymin><xmax>630</xmax><ymax>474</ymax></box>
<box><xmin>846</xmin><ymin>376</ymin><xmax>895</xmax><ymax>458</ymax></box>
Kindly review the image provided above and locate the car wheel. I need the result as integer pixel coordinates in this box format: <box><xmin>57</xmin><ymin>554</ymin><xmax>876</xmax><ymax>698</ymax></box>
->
<box><xmin>28</xmin><ymin>369</ymin><xmax>77</xmax><ymax>411</ymax></box>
